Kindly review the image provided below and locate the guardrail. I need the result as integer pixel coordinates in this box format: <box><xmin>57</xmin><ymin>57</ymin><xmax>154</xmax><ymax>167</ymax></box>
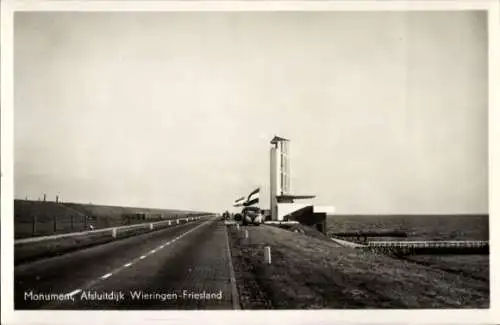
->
<box><xmin>329</xmin><ymin>237</ymin><xmax>489</xmax><ymax>251</ymax></box>
<box><xmin>263</xmin><ymin>221</ymin><xmax>300</xmax><ymax>225</ymax></box>
<box><xmin>366</xmin><ymin>240</ymin><xmax>489</xmax><ymax>249</ymax></box>
<box><xmin>15</xmin><ymin>215</ymin><xmax>208</xmax><ymax>245</ymax></box>
<box><xmin>330</xmin><ymin>237</ymin><xmax>368</xmax><ymax>248</ymax></box>
<box><xmin>15</xmin><ymin>214</ymin><xmax>215</xmax><ymax>265</ymax></box>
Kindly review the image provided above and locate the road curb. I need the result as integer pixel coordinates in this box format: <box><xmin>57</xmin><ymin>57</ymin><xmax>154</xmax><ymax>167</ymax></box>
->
<box><xmin>224</xmin><ymin>224</ymin><xmax>241</xmax><ymax>310</ymax></box>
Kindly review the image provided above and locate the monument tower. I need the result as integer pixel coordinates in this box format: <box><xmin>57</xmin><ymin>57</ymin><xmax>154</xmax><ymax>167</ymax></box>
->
<box><xmin>269</xmin><ymin>135</ymin><xmax>335</xmax><ymax>232</ymax></box>
<box><xmin>270</xmin><ymin>136</ymin><xmax>291</xmax><ymax>219</ymax></box>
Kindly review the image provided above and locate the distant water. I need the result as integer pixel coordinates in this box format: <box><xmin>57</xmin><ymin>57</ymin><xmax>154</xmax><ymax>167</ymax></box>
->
<box><xmin>327</xmin><ymin>215</ymin><xmax>489</xmax><ymax>241</ymax></box>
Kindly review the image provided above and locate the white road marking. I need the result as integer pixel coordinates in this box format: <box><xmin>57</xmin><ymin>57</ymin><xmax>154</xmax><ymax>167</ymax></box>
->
<box><xmin>224</xmin><ymin>225</ymin><xmax>241</xmax><ymax>309</ymax></box>
<box><xmin>101</xmin><ymin>273</ymin><xmax>112</xmax><ymax>279</ymax></box>
<box><xmin>64</xmin><ymin>220</ymin><xmax>211</xmax><ymax>298</ymax></box>
<box><xmin>68</xmin><ymin>289</ymin><xmax>81</xmax><ymax>297</ymax></box>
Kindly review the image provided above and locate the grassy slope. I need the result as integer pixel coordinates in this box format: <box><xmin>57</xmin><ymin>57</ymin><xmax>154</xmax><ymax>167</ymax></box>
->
<box><xmin>14</xmin><ymin>199</ymin><xmax>209</xmax><ymax>238</ymax></box>
<box><xmin>326</xmin><ymin>214</ymin><xmax>490</xmax><ymax>284</ymax></box>
<box><xmin>404</xmin><ymin>255</ymin><xmax>489</xmax><ymax>282</ymax></box>
<box><xmin>228</xmin><ymin>224</ymin><xmax>489</xmax><ymax>309</ymax></box>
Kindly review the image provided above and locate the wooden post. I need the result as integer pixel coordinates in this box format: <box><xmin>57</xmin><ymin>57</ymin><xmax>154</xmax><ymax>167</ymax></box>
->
<box><xmin>32</xmin><ymin>215</ymin><xmax>37</xmax><ymax>235</ymax></box>
<box><xmin>84</xmin><ymin>216</ymin><xmax>88</xmax><ymax>229</ymax></box>
<box><xmin>53</xmin><ymin>215</ymin><xmax>57</xmax><ymax>232</ymax></box>
<box><xmin>71</xmin><ymin>215</ymin><xmax>74</xmax><ymax>230</ymax></box>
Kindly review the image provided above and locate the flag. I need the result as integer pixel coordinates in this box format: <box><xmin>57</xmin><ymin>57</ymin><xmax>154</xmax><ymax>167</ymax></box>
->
<box><xmin>244</xmin><ymin>188</ymin><xmax>260</xmax><ymax>206</ymax></box>
<box><xmin>233</xmin><ymin>196</ymin><xmax>246</xmax><ymax>207</ymax></box>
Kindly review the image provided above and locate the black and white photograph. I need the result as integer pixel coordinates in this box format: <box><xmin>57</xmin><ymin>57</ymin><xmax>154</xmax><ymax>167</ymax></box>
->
<box><xmin>1</xmin><ymin>0</ymin><xmax>499</xmax><ymax>324</ymax></box>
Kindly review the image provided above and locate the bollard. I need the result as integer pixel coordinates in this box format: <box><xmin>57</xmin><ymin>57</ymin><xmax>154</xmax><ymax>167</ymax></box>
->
<box><xmin>264</xmin><ymin>246</ymin><xmax>271</xmax><ymax>264</ymax></box>
<box><xmin>177</xmin><ymin>219</ymin><xmax>179</xmax><ymax>225</ymax></box>
<box><xmin>168</xmin><ymin>220</ymin><xmax>171</xmax><ymax>226</ymax></box>
<box><xmin>236</xmin><ymin>224</ymin><xmax>240</xmax><ymax>231</ymax></box>
<box><xmin>149</xmin><ymin>223</ymin><xmax>154</xmax><ymax>230</ymax></box>
<box><xmin>245</xmin><ymin>229</ymin><xmax>249</xmax><ymax>239</ymax></box>
<box><xmin>112</xmin><ymin>228</ymin><xmax>117</xmax><ymax>238</ymax></box>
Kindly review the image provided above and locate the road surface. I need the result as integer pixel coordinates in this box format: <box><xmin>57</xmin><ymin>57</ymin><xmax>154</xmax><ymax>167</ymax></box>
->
<box><xmin>15</xmin><ymin>217</ymin><xmax>237</xmax><ymax>309</ymax></box>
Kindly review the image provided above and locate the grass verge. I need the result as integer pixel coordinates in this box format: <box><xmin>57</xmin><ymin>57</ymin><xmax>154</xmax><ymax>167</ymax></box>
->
<box><xmin>227</xmin><ymin>224</ymin><xmax>489</xmax><ymax>309</ymax></box>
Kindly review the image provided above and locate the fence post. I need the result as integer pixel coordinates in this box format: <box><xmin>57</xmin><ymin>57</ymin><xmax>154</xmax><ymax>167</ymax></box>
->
<box><xmin>71</xmin><ymin>215</ymin><xmax>74</xmax><ymax>230</ymax></box>
<box><xmin>53</xmin><ymin>215</ymin><xmax>57</xmax><ymax>233</ymax></box>
<box><xmin>32</xmin><ymin>215</ymin><xmax>37</xmax><ymax>235</ymax></box>
<box><xmin>84</xmin><ymin>216</ymin><xmax>88</xmax><ymax>229</ymax></box>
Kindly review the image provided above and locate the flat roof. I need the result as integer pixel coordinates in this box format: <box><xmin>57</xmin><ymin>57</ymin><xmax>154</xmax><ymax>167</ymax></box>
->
<box><xmin>277</xmin><ymin>194</ymin><xmax>316</xmax><ymax>200</ymax></box>
<box><xmin>270</xmin><ymin>135</ymin><xmax>289</xmax><ymax>144</ymax></box>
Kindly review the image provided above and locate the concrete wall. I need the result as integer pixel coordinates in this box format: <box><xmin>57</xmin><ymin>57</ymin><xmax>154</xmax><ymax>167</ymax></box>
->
<box><xmin>277</xmin><ymin>203</ymin><xmax>310</xmax><ymax>221</ymax></box>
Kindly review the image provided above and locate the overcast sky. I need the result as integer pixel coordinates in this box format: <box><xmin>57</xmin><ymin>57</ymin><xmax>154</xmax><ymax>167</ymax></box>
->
<box><xmin>14</xmin><ymin>11</ymin><xmax>487</xmax><ymax>214</ymax></box>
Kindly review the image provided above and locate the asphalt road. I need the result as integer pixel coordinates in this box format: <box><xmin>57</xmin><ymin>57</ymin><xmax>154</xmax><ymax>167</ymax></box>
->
<box><xmin>15</xmin><ymin>217</ymin><xmax>236</xmax><ymax>309</ymax></box>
